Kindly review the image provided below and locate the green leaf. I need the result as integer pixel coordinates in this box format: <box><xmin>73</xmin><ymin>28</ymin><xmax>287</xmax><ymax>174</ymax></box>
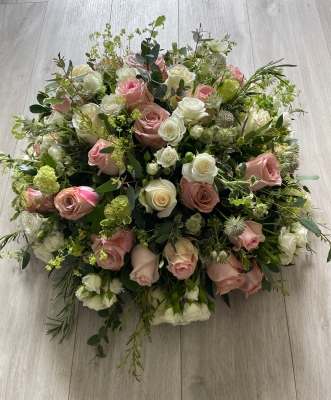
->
<box><xmin>97</xmin><ymin>113</ymin><xmax>115</xmax><ymax>135</ymax></box>
<box><xmin>98</xmin><ymin>326</ymin><xmax>108</xmax><ymax>339</ymax></box>
<box><xmin>42</xmin><ymin>153</ymin><xmax>57</xmax><ymax>169</ymax></box>
<box><xmin>298</xmin><ymin>218</ymin><xmax>321</xmax><ymax>234</ymax></box>
<box><xmin>96</xmin><ymin>344</ymin><xmax>106</xmax><ymax>358</ymax></box>
<box><xmin>238</xmin><ymin>162</ymin><xmax>247</xmax><ymax>179</ymax></box>
<box><xmin>37</xmin><ymin>92</ymin><xmax>48</xmax><ymax>105</ymax></box>
<box><xmin>275</xmin><ymin>113</ymin><xmax>283</xmax><ymax>129</ymax></box>
<box><xmin>22</xmin><ymin>251</ymin><xmax>30</xmax><ymax>270</ymax></box>
<box><xmin>85</xmin><ymin>205</ymin><xmax>105</xmax><ymax>234</ymax></box>
<box><xmin>149</xmin><ymin>44</ymin><xmax>160</xmax><ymax>64</ymax></box>
<box><xmin>29</xmin><ymin>104</ymin><xmax>50</xmax><ymax>114</ymax></box>
<box><xmin>159</xmin><ymin>221</ymin><xmax>173</xmax><ymax>236</ymax></box>
<box><xmin>127</xmin><ymin>186</ymin><xmax>136</xmax><ymax>210</ymax></box>
<box><xmin>112</xmin><ymin>320</ymin><xmax>122</xmax><ymax>332</ymax></box>
<box><xmin>103</xmin><ymin>71</ymin><xmax>112</xmax><ymax>83</ymax></box>
<box><xmin>127</xmin><ymin>152</ymin><xmax>143</xmax><ymax>179</ymax></box>
<box><xmin>204</xmin><ymin>274</ymin><xmax>215</xmax><ymax>299</ymax></box>
<box><xmin>292</xmin><ymin>197</ymin><xmax>307</xmax><ymax>207</ymax></box>
<box><xmin>16</xmin><ymin>164</ymin><xmax>37</xmax><ymax>176</ymax></box>
<box><xmin>151</xmin><ymin>70</ymin><xmax>163</xmax><ymax>83</ymax></box>
<box><xmin>296</xmin><ymin>175</ymin><xmax>319</xmax><ymax>181</ymax></box>
<box><xmin>155</xmin><ymin>234</ymin><xmax>170</xmax><ymax>243</ymax></box>
<box><xmin>192</xmin><ymin>30</ymin><xmax>199</xmax><ymax>43</ymax></box>
<box><xmin>115</xmin><ymin>303</ymin><xmax>123</xmax><ymax>314</ymax></box>
<box><xmin>120</xmin><ymin>266</ymin><xmax>140</xmax><ymax>292</ymax></box>
<box><xmin>182</xmin><ymin>61</ymin><xmax>195</xmax><ymax>68</ymax></box>
<box><xmin>154</xmin><ymin>15</ymin><xmax>166</xmax><ymax>27</ymax></box>
<box><xmin>244</xmin><ymin>130</ymin><xmax>259</xmax><ymax>142</ymax></box>
<box><xmin>327</xmin><ymin>247</ymin><xmax>331</xmax><ymax>263</ymax></box>
<box><xmin>98</xmin><ymin>309</ymin><xmax>110</xmax><ymax>318</ymax></box>
<box><xmin>222</xmin><ymin>293</ymin><xmax>230</xmax><ymax>307</ymax></box>
<box><xmin>259</xmin><ymin>263</ymin><xmax>274</xmax><ymax>283</ymax></box>
<box><xmin>267</xmin><ymin>263</ymin><xmax>280</xmax><ymax>273</ymax></box>
<box><xmin>261</xmin><ymin>276</ymin><xmax>272</xmax><ymax>291</ymax></box>
<box><xmin>87</xmin><ymin>334</ymin><xmax>100</xmax><ymax>346</ymax></box>
<box><xmin>99</xmin><ymin>146</ymin><xmax>114</xmax><ymax>154</ymax></box>
<box><xmin>94</xmin><ymin>180</ymin><xmax>120</xmax><ymax>194</ymax></box>
<box><xmin>132</xmin><ymin>208</ymin><xmax>145</xmax><ymax>229</ymax></box>
<box><xmin>103</xmin><ymin>335</ymin><xmax>109</xmax><ymax>344</ymax></box>
<box><xmin>241</xmin><ymin>146</ymin><xmax>262</xmax><ymax>157</ymax></box>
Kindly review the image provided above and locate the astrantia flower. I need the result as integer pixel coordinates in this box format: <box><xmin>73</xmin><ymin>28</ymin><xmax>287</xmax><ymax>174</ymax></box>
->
<box><xmin>33</xmin><ymin>166</ymin><xmax>60</xmax><ymax>195</ymax></box>
<box><xmin>223</xmin><ymin>216</ymin><xmax>246</xmax><ymax>236</ymax></box>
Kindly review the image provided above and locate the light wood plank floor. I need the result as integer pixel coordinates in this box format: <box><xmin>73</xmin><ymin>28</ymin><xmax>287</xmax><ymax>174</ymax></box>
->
<box><xmin>0</xmin><ymin>1</ymin><xmax>330</xmax><ymax>399</ymax></box>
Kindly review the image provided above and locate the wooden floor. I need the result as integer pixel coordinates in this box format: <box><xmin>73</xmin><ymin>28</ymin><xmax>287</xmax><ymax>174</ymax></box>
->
<box><xmin>1</xmin><ymin>0</ymin><xmax>331</xmax><ymax>399</ymax></box>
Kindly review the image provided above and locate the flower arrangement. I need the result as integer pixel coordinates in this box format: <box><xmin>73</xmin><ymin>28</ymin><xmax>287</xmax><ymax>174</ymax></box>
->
<box><xmin>1</xmin><ymin>16</ymin><xmax>330</xmax><ymax>379</ymax></box>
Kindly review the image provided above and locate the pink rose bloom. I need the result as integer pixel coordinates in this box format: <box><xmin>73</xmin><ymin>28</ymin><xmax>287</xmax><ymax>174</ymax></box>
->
<box><xmin>133</xmin><ymin>103</ymin><xmax>169</xmax><ymax>148</ymax></box>
<box><xmin>228</xmin><ymin>65</ymin><xmax>245</xmax><ymax>86</ymax></box>
<box><xmin>88</xmin><ymin>138</ymin><xmax>125</xmax><ymax>176</ymax></box>
<box><xmin>180</xmin><ymin>177</ymin><xmax>220</xmax><ymax>213</ymax></box>
<box><xmin>192</xmin><ymin>84</ymin><xmax>214</xmax><ymax>102</ymax></box>
<box><xmin>244</xmin><ymin>153</ymin><xmax>282</xmax><ymax>191</ymax></box>
<box><xmin>229</xmin><ymin>221</ymin><xmax>265</xmax><ymax>251</ymax></box>
<box><xmin>115</xmin><ymin>78</ymin><xmax>153</xmax><ymax>111</ymax></box>
<box><xmin>91</xmin><ymin>228</ymin><xmax>134</xmax><ymax>270</ymax></box>
<box><xmin>240</xmin><ymin>263</ymin><xmax>264</xmax><ymax>298</ymax></box>
<box><xmin>52</xmin><ymin>94</ymin><xmax>72</xmax><ymax>114</ymax></box>
<box><xmin>125</xmin><ymin>51</ymin><xmax>166</xmax><ymax>72</ymax></box>
<box><xmin>54</xmin><ymin>186</ymin><xmax>99</xmax><ymax>220</ymax></box>
<box><xmin>130</xmin><ymin>244</ymin><xmax>159</xmax><ymax>286</ymax></box>
<box><xmin>206</xmin><ymin>253</ymin><xmax>245</xmax><ymax>295</ymax></box>
<box><xmin>33</xmin><ymin>142</ymin><xmax>42</xmax><ymax>157</ymax></box>
<box><xmin>22</xmin><ymin>188</ymin><xmax>54</xmax><ymax>213</ymax></box>
<box><xmin>163</xmin><ymin>238</ymin><xmax>198</xmax><ymax>280</ymax></box>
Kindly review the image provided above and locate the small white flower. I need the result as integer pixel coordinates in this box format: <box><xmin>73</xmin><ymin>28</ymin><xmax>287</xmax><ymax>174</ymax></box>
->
<box><xmin>47</xmin><ymin>142</ymin><xmax>66</xmax><ymax>163</ymax></box>
<box><xmin>182</xmin><ymin>302</ymin><xmax>201</xmax><ymax>323</ymax></box>
<box><xmin>158</xmin><ymin>114</ymin><xmax>186</xmax><ymax>146</ymax></box>
<box><xmin>82</xmin><ymin>274</ymin><xmax>102</xmax><ymax>294</ymax></box>
<box><xmin>100</xmin><ymin>94</ymin><xmax>124</xmax><ymax>117</ymax></box>
<box><xmin>116</xmin><ymin>67</ymin><xmax>136</xmax><ymax>81</ymax></box>
<box><xmin>71</xmin><ymin>64</ymin><xmax>92</xmax><ymax>77</ymax></box>
<box><xmin>280</xmin><ymin>111</ymin><xmax>292</xmax><ymax>127</ymax></box>
<box><xmin>33</xmin><ymin>243</ymin><xmax>53</xmax><ymax>264</ymax></box>
<box><xmin>19</xmin><ymin>211</ymin><xmax>44</xmax><ymax>242</ymax></box>
<box><xmin>43</xmin><ymin>232</ymin><xmax>64</xmax><ymax>253</ymax></box>
<box><xmin>209</xmin><ymin>38</ymin><xmax>228</xmax><ymax>53</ymax></box>
<box><xmin>199</xmin><ymin>303</ymin><xmax>211</xmax><ymax>321</ymax></box>
<box><xmin>44</xmin><ymin>111</ymin><xmax>64</xmax><ymax>126</ymax></box>
<box><xmin>184</xmin><ymin>286</ymin><xmax>199</xmax><ymax>301</ymax></box>
<box><xmin>146</xmin><ymin>163</ymin><xmax>160</xmax><ymax>175</ymax></box>
<box><xmin>75</xmin><ymin>286</ymin><xmax>90</xmax><ymax>301</ymax></box>
<box><xmin>190</xmin><ymin>124</ymin><xmax>204</xmax><ymax>138</ymax></box>
<box><xmin>182</xmin><ymin>153</ymin><xmax>218</xmax><ymax>184</ymax></box>
<box><xmin>101</xmin><ymin>293</ymin><xmax>117</xmax><ymax>308</ymax></box>
<box><xmin>83</xmin><ymin>295</ymin><xmax>108</xmax><ymax>311</ymax></box>
<box><xmin>108</xmin><ymin>278</ymin><xmax>125</xmax><ymax>294</ymax></box>
<box><xmin>173</xmin><ymin>97</ymin><xmax>209</xmax><ymax>125</ymax></box>
<box><xmin>162</xmin><ymin>307</ymin><xmax>182</xmax><ymax>326</ymax></box>
<box><xmin>83</xmin><ymin>71</ymin><xmax>103</xmax><ymax>93</ymax></box>
<box><xmin>155</xmin><ymin>146</ymin><xmax>179</xmax><ymax>167</ymax></box>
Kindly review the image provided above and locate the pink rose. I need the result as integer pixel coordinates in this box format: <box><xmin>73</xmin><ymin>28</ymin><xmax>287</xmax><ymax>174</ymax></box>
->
<box><xmin>133</xmin><ymin>103</ymin><xmax>169</xmax><ymax>148</ymax></box>
<box><xmin>125</xmin><ymin>52</ymin><xmax>166</xmax><ymax>72</ymax></box>
<box><xmin>163</xmin><ymin>238</ymin><xmax>198</xmax><ymax>280</ymax></box>
<box><xmin>228</xmin><ymin>221</ymin><xmax>265</xmax><ymax>251</ymax></box>
<box><xmin>240</xmin><ymin>263</ymin><xmax>264</xmax><ymax>298</ymax></box>
<box><xmin>206</xmin><ymin>253</ymin><xmax>245</xmax><ymax>295</ymax></box>
<box><xmin>91</xmin><ymin>228</ymin><xmax>134</xmax><ymax>270</ymax></box>
<box><xmin>180</xmin><ymin>177</ymin><xmax>220</xmax><ymax>213</ymax></box>
<box><xmin>33</xmin><ymin>142</ymin><xmax>42</xmax><ymax>157</ymax></box>
<box><xmin>244</xmin><ymin>153</ymin><xmax>282</xmax><ymax>191</ymax></box>
<box><xmin>228</xmin><ymin>65</ymin><xmax>245</xmax><ymax>86</ymax></box>
<box><xmin>22</xmin><ymin>189</ymin><xmax>54</xmax><ymax>213</ymax></box>
<box><xmin>192</xmin><ymin>84</ymin><xmax>214</xmax><ymax>102</ymax></box>
<box><xmin>115</xmin><ymin>78</ymin><xmax>153</xmax><ymax>111</ymax></box>
<box><xmin>54</xmin><ymin>186</ymin><xmax>99</xmax><ymax>220</ymax></box>
<box><xmin>130</xmin><ymin>244</ymin><xmax>159</xmax><ymax>286</ymax></box>
<box><xmin>88</xmin><ymin>138</ymin><xmax>125</xmax><ymax>176</ymax></box>
<box><xmin>52</xmin><ymin>94</ymin><xmax>72</xmax><ymax>114</ymax></box>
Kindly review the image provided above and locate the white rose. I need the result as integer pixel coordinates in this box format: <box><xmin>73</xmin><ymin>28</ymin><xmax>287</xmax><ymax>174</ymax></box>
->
<box><xmin>149</xmin><ymin>288</ymin><xmax>166</xmax><ymax>325</ymax></box>
<box><xmin>72</xmin><ymin>64</ymin><xmax>92</xmax><ymax>77</ymax></box>
<box><xmin>83</xmin><ymin>71</ymin><xmax>103</xmax><ymax>93</ymax></box>
<box><xmin>182</xmin><ymin>153</ymin><xmax>218</xmax><ymax>184</ymax></box>
<box><xmin>140</xmin><ymin>178</ymin><xmax>177</xmax><ymax>218</ymax></box>
<box><xmin>281</xmin><ymin>111</ymin><xmax>292</xmax><ymax>127</ymax></box>
<box><xmin>278</xmin><ymin>227</ymin><xmax>296</xmax><ymax>265</ymax></box>
<box><xmin>173</xmin><ymin>97</ymin><xmax>209</xmax><ymax>125</ymax></box>
<box><xmin>146</xmin><ymin>163</ymin><xmax>160</xmax><ymax>175</ymax></box>
<box><xmin>33</xmin><ymin>243</ymin><xmax>53</xmax><ymax>264</ymax></box>
<box><xmin>150</xmin><ymin>313</ymin><xmax>165</xmax><ymax>326</ymax></box>
<box><xmin>162</xmin><ymin>307</ymin><xmax>182</xmax><ymax>326</ymax></box>
<box><xmin>184</xmin><ymin>286</ymin><xmax>199</xmax><ymax>301</ymax></box>
<box><xmin>44</xmin><ymin>111</ymin><xmax>64</xmax><ymax>126</ymax></box>
<box><xmin>209</xmin><ymin>38</ymin><xmax>228</xmax><ymax>53</ymax></box>
<box><xmin>19</xmin><ymin>211</ymin><xmax>44</xmax><ymax>242</ymax></box>
<box><xmin>155</xmin><ymin>146</ymin><xmax>179</xmax><ymax>167</ymax></box>
<box><xmin>82</xmin><ymin>274</ymin><xmax>102</xmax><ymax>294</ymax></box>
<box><xmin>243</xmin><ymin>108</ymin><xmax>272</xmax><ymax>134</ymax></box>
<box><xmin>300</xmin><ymin>194</ymin><xmax>311</xmax><ymax>215</ymax></box>
<box><xmin>199</xmin><ymin>303</ymin><xmax>211</xmax><ymax>321</ymax></box>
<box><xmin>43</xmin><ymin>231</ymin><xmax>64</xmax><ymax>253</ymax></box>
<box><xmin>40</xmin><ymin>135</ymin><xmax>57</xmax><ymax>152</ymax></box>
<box><xmin>101</xmin><ymin>293</ymin><xmax>117</xmax><ymax>308</ymax></box>
<box><xmin>292</xmin><ymin>222</ymin><xmax>308</xmax><ymax>250</ymax></box>
<box><xmin>158</xmin><ymin>114</ymin><xmax>186</xmax><ymax>146</ymax></box>
<box><xmin>108</xmin><ymin>278</ymin><xmax>125</xmax><ymax>294</ymax></box>
<box><xmin>190</xmin><ymin>124</ymin><xmax>204</xmax><ymax>138</ymax></box>
<box><xmin>48</xmin><ymin>143</ymin><xmax>66</xmax><ymax>163</ymax></box>
<box><xmin>164</xmin><ymin>64</ymin><xmax>196</xmax><ymax>92</ymax></box>
<box><xmin>83</xmin><ymin>295</ymin><xmax>108</xmax><ymax>311</ymax></box>
<box><xmin>75</xmin><ymin>286</ymin><xmax>90</xmax><ymax>301</ymax></box>
<box><xmin>116</xmin><ymin>67</ymin><xmax>136</xmax><ymax>81</ymax></box>
<box><xmin>100</xmin><ymin>94</ymin><xmax>124</xmax><ymax>117</ymax></box>
<box><xmin>182</xmin><ymin>302</ymin><xmax>201</xmax><ymax>323</ymax></box>
<box><xmin>72</xmin><ymin>103</ymin><xmax>104</xmax><ymax>145</ymax></box>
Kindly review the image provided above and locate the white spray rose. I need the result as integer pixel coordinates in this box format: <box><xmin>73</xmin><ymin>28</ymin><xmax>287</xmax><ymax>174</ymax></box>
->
<box><xmin>199</xmin><ymin>303</ymin><xmax>211</xmax><ymax>321</ymax></box>
<box><xmin>190</xmin><ymin>124</ymin><xmax>204</xmax><ymax>138</ymax></box>
<box><xmin>71</xmin><ymin>64</ymin><xmax>92</xmax><ymax>77</ymax></box>
<box><xmin>184</xmin><ymin>286</ymin><xmax>199</xmax><ymax>301</ymax></box>
<box><xmin>40</xmin><ymin>135</ymin><xmax>57</xmax><ymax>153</ymax></box>
<box><xmin>19</xmin><ymin>211</ymin><xmax>44</xmax><ymax>242</ymax></box>
<box><xmin>150</xmin><ymin>313</ymin><xmax>165</xmax><ymax>326</ymax></box>
<box><xmin>44</xmin><ymin>111</ymin><xmax>64</xmax><ymax>126</ymax></box>
<box><xmin>162</xmin><ymin>307</ymin><xmax>182</xmax><ymax>326</ymax></box>
<box><xmin>155</xmin><ymin>146</ymin><xmax>179</xmax><ymax>167</ymax></box>
<box><xmin>149</xmin><ymin>288</ymin><xmax>166</xmax><ymax>325</ymax></box>
<box><xmin>101</xmin><ymin>293</ymin><xmax>117</xmax><ymax>308</ymax></box>
<box><xmin>75</xmin><ymin>286</ymin><xmax>90</xmax><ymax>301</ymax></box>
<box><xmin>209</xmin><ymin>38</ymin><xmax>228</xmax><ymax>53</ymax></box>
<box><xmin>278</xmin><ymin>227</ymin><xmax>296</xmax><ymax>265</ymax></box>
<box><xmin>139</xmin><ymin>178</ymin><xmax>177</xmax><ymax>218</ymax></box>
<box><xmin>243</xmin><ymin>107</ymin><xmax>272</xmax><ymax>134</ymax></box>
<box><xmin>72</xmin><ymin>103</ymin><xmax>104</xmax><ymax>145</ymax></box>
<box><xmin>158</xmin><ymin>114</ymin><xmax>186</xmax><ymax>146</ymax></box>
<box><xmin>182</xmin><ymin>302</ymin><xmax>202</xmax><ymax>323</ymax></box>
<box><xmin>182</xmin><ymin>153</ymin><xmax>218</xmax><ymax>184</ymax></box>
<box><xmin>100</xmin><ymin>94</ymin><xmax>124</xmax><ymax>117</ymax></box>
<box><xmin>33</xmin><ymin>243</ymin><xmax>53</xmax><ymax>264</ymax></box>
<box><xmin>146</xmin><ymin>163</ymin><xmax>160</xmax><ymax>175</ymax></box>
<box><xmin>82</xmin><ymin>274</ymin><xmax>103</xmax><ymax>294</ymax></box>
<box><xmin>292</xmin><ymin>222</ymin><xmax>308</xmax><ymax>252</ymax></box>
<box><xmin>280</xmin><ymin>111</ymin><xmax>292</xmax><ymax>127</ymax></box>
<box><xmin>47</xmin><ymin>142</ymin><xmax>66</xmax><ymax>163</ymax></box>
<box><xmin>164</xmin><ymin>64</ymin><xmax>196</xmax><ymax>92</ymax></box>
<box><xmin>108</xmin><ymin>278</ymin><xmax>125</xmax><ymax>294</ymax></box>
<box><xmin>173</xmin><ymin>97</ymin><xmax>209</xmax><ymax>125</ymax></box>
<box><xmin>83</xmin><ymin>295</ymin><xmax>108</xmax><ymax>311</ymax></box>
<box><xmin>83</xmin><ymin>71</ymin><xmax>103</xmax><ymax>93</ymax></box>
<box><xmin>116</xmin><ymin>67</ymin><xmax>136</xmax><ymax>81</ymax></box>
<box><xmin>43</xmin><ymin>232</ymin><xmax>64</xmax><ymax>253</ymax></box>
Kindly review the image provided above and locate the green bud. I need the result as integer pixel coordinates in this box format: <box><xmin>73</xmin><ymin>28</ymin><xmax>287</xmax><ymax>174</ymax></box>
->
<box><xmin>143</xmin><ymin>242</ymin><xmax>148</xmax><ymax>248</ymax></box>
<box><xmin>180</xmin><ymin>158</ymin><xmax>188</xmax><ymax>164</ymax></box>
<box><xmin>185</xmin><ymin>152</ymin><xmax>194</xmax><ymax>162</ymax></box>
<box><xmin>144</xmin><ymin>152</ymin><xmax>151</xmax><ymax>161</ymax></box>
<box><xmin>142</xmin><ymin>179</ymin><xmax>149</xmax><ymax>187</ymax></box>
<box><xmin>163</xmin><ymin>167</ymin><xmax>171</xmax><ymax>175</ymax></box>
<box><xmin>211</xmin><ymin>250</ymin><xmax>217</xmax><ymax>259</ymax></box>
<box><xmin>171</xmin><ymin>291</ymin><xmax>179</xmax><ymax>303</ymax></box>
<box><xmin>269</xmin><ymin>254</ymin><xmax>281</xmax><ymax>264</ymax></box>
<box><xmin>198</xmin><ymin>288</ymin><xmax>207</xmax><ymax>302</ymax></box>
<box><xmin>185</xmin><ymin>279</ymin><xmax>196</xmax><ymax>291</ymax></box>
<box><xmin>173</xmin><ymin>303</ymin><xmax>181</xmax><ymax>314</ymax></box>
<box><xmin>208</xmin><ymin>300</ymin><xmax>215</xmax><ymax>312</ymax></box>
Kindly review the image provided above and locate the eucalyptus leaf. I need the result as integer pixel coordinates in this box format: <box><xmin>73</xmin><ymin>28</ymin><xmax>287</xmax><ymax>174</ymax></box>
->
<box><xmin>296</xmin><ymin>175</ymin><xmax>319</xmax><ymax>181</ymax></box>
<box><xmin>155</xmin><ymin>234</ymin><xmax>170</xmax><ymax>243</ymax></box>
<box><xmin>127</xmin><ymin>186</ymin><xmax>136</xmax><ymax>210</ymax></box>
<box><xmin>16</xmin><ymin>164</ymin><xmax>37</xmax><ymax>176</ymax></box>
<box><xmin>298</xmin><ymin>218</ymin><xmax>321</xmax><ymax>234</ymax></box>
<box><xmin>259</xmin><ymin>263</ymin><xmax>274</xmax><ymax>283</ymax></box>
<box><xmin>127</xmin><ymin>153</ymin><xmax>143</xmax><ymax>179</ymax></box>
<box><xmin>87</xmin><ymin>334</ymin><xmax>100</xmax><ymax>346</ymax></box>
<box><xmin>22</xmin><ymin>251</ymin><xmax>30</xmax><ymax>270</ymax></box>
<box><xmin>99</xmin><ymin>146</ymin><xmax>114</xmax><ymax>154</ymax></box>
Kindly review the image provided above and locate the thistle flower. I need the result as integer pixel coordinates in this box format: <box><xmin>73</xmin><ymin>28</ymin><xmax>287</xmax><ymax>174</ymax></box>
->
<box><xmin>213</xmin><ymin>127</ymin><xmax>237</xmax><ymax>146</ymax></box>
<box><xmin>33</xmin><ymin>166</ymin><xmax>60</xmax><ymax>195</ymax></box>
<box><xmin>103</xmin><ymin>195</ymin><xmax>132</xmax><ymax>226</ymax></box>
<box><xmin>215</xmin><ymin>110</ymin><xmax>234</xmax><ymax>127</ymax></box>
<box><xmin>223</xmin><ymin>215</ymin><xmax>246</xmax><ymax>236</ymax></box>
<box><xmin>205</xmin><ymin>91</ymin><xmax>223</xmax><ymax>110</ymax></box>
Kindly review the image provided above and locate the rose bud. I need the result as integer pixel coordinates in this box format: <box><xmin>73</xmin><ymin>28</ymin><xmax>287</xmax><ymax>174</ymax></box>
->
<box><xmin>130</xmin><ymin>244</ymin><xmax>159</xmax><ymax>286</ymax></box>
<box><xmin>239</xmin><ymin>263</ymin><xmax>264</xmax><ymax>297</ymax></box>
<box><xmin>228</xmin><ymin>221</ymin><xmax>265</xmax><ymax>251</ymax></box>
<box><xmin>244</xmin><ymin>153</ymin><xmax>282</xmax><ymax>191</ymax></box>
<box><xmin>88</xmin><ymin>138</ymin><xmax>125</xmax><ymax>176</ymax></box>
<box><xmin>22</xmin><ymin>188</ymin><xmax>54</xmax><ymax>213</ymax></box>
<box><xmin>163</xmin><ymin>238</ymin><xmax>198</xmax><ymax>280</ymax></box>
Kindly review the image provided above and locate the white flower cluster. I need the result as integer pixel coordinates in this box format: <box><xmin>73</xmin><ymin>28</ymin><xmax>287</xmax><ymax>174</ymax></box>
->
<box><xmin>75</xmin><ymin>274</ymin><xmax>124</xmax><ymax>311</ymax></box>
<box><xmin>33</xmin><ymin>231</ymin><xmax>64</xmax><ymax>264</ymax></box>
<box><xmin>278</xmin><ymin>222</ymin><xmax>308</xmax><ymax>265</ymax></box>
<box><xmin>72</xmin><ymin>64</ymin><xmax>104</xmax><ymax>95</ymax></box>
